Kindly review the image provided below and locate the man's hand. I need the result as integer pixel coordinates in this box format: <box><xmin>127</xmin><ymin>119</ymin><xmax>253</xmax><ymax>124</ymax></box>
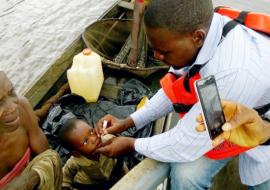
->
<box><xmin>127</xmin><ymin>49</ymin><xmax>138</xmax><ymax>67</ymax></box>
<box><xmin>196</xmin><ymin>100</ymin><xmax>270</xmax><ymax>147</ymax></box>
<box><xmin>95</xmin><ymin>115</ymin><xmax>134</xmax><ymax>137</ymax></box>
<box><xmin>95</xmin><ymin>137</ymin><xmax>135</xmax><ymax>157</ymax></box>
<box><xmin>2</xmin><ymin>170</ymin><xmax>40</xmax><ymax>190</ymax></box>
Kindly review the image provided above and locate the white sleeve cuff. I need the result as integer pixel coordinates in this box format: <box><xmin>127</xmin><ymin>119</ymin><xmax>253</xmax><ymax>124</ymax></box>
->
<box><xmin>130</xmin><ymin>106</ymin><xmax>149</xmax><ymax>130</ymax></box>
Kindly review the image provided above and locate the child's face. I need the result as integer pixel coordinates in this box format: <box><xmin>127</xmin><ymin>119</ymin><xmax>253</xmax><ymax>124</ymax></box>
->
<box><xmin>67</xmin><ymin>120</ymin><xmax>102</xmax><ymax>156</ymax></box>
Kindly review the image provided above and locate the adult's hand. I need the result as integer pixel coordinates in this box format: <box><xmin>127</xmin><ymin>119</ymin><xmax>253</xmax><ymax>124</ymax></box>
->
<box><xmin>196</xmin><ymin>100</ymin><xmax>270</xmax><ymax>147</ymax></box>
<box><xmin>95</xmin><ymin>115</ymin><xmax>134</xmax><ymax>137</ymax></box>
<box><xmin>2</xmin><ymin>170</ymin><xmax>40</xmax><ymax>190</ymax></box>
<box><xmin>95</xmin><ymin>137</ymin><xmax>135</xmax><ymax>157</ymax></box>
<box><xmin>127</xmin><ymin>48</ymin><xmax>138</xmax><ymax>67</ymax></box>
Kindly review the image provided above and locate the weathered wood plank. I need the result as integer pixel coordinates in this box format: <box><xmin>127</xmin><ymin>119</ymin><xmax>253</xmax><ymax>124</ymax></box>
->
<box><xmin>153</xmin><ymin>117</ymin><xmax>166</xmax><ymax>135</ymax></box>
<box><xmin>111</xmin><ymin>158</ymin><xmax>170</xmax><ymax>190</ymax></box>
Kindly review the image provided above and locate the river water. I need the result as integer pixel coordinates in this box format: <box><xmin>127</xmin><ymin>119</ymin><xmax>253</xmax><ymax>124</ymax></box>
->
<box><xmin>1</xmin><ymin>0</ymin><xmax>269</xmax><ymax>95</ymax></box>
<box><xmin>0</xmin><ymin>0</ymin><xmax>118</xmax><ymax>94</ymax></box>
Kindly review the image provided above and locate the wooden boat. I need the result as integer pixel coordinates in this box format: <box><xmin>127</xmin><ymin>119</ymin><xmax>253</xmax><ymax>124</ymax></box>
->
<box><xmin>26</xmin><ymin>1</ymin><xmax>245</xmax><ymax>189</ymax></box>
<box><xmin>27</xmin><ymin>1</ymin><xmax>170</xmax><ymax>189</ymax></box>
<box><xmin>82</xmin><ymin>18</ymin><xmax>168</xmax><ymax>78</ymax></box>
<box><xmin>82</xmin><ymin>1</ymin><xmax>169</xmax><ymax>78</ymax></box>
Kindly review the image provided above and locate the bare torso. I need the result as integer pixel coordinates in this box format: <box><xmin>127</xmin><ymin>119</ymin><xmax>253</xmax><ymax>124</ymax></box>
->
<box><xmin>0</xmin><ymin>74</ymin><xmax>49</xmax><ymax>189</ymax></box>
<box><xmin>0</xmin><ymin>124</ymin><xmax>29</xmax><ymax>179</ymax></box>
<box><xmin>0</xmin><ymin>101</ymin><xmax>31</xmax><ymax>179</ymax></box>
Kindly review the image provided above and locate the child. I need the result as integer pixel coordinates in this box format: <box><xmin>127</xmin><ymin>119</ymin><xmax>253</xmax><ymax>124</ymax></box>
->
<box><xmin>59</xmin><ymin>118</ymin><xmax>117</xmax><ymax>190</ymax></box>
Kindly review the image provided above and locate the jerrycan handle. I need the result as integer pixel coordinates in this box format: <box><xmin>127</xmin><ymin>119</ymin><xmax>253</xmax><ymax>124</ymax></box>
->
<box><xmin>83</xmin><ymin>48</ymin><xmax>92</xmax><ymax>56</ymax></box>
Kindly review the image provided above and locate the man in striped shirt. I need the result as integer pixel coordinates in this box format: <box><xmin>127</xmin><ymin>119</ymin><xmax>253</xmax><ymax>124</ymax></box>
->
<box><xmin>96</xmin><ymin>0</ymin><xmax>270</xmax><ymax>189</ymax></box>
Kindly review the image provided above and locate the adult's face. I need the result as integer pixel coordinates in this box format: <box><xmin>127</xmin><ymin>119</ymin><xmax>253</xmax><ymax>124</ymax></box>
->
<box><xmin>145</xmin><ymin>26</ymin><xmax>206</xmax><ymax>69</ymax></box>
<box><xmin>0</xmin><ymin>72</ymin><xmax>20</xmax><ymax>133</ymax></box>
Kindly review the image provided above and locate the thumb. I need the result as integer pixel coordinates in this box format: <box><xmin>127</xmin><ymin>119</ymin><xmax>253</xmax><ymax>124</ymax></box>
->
<box><xmin>95</xmin><ymin>139</ymin><xmax>113</xmax><ymax>154</ymax></box>
<box><xmin>212</xmin><ymin>134</ymin><xmax>225</xmax><ymax>147</ymax></box>
<box><xmin>222</xmin><ymin>122</ymin><xmax>233</xmax><ymax>131</ymax></box>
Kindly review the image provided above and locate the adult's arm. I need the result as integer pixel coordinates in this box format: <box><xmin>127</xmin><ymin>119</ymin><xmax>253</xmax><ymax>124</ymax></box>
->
<box><xmin>19</xmin><ymin>96</ymin><xmax>48</xmax><ymax>154</ymax></box>
<box><xmin>135</xmin><ymin>69</ymin><xmax>270</xmax><ymax>162</ymax></box>
<box><xmin>96</xmin><ymin>89</ymin><xmax>173</xmax><ymax>136</ymax></box>
<box><xmin>2</xmin><ymin>170</ymin><xmax>40</xmax><ymax>190</ymax></box>
<box><xmin>130</xmin><ymin>88</ymin><xmax>174</xmax><ymax>130</ymax></box>
<box><xmin>128</xmin><ymin>1</ymin><xmax>145</xmax><ymax>67</ymax></box>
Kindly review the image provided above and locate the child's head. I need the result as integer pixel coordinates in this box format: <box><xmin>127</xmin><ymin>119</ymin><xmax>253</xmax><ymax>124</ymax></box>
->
<box><xmin>59</xmin><ymin>118</ymin><xmax>102</xmax><ymax>156</ymax></box>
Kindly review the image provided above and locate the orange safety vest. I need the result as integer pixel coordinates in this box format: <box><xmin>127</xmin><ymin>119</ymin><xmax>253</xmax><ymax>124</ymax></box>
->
<box><xmin>160</xmin><ymin>6</ymin><xmax>270</xmax><ymax>160</ymax></box>
<box><xmin>215</xmin><ymin>6</ymin><xmax>270</xmax><ymax>36</ymax></box>
<box><xmin>160</xmin><ymin>71</ymin><xmax>251</xmax><ymax>160</ymax></box>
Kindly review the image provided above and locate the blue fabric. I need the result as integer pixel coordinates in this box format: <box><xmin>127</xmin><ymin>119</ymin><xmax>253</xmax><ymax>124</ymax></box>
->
<box><xmin>170</xmin><ymin>157</ymin><xmax>231</xmax><ymax>190</ymax></box>
<box><xmin>248</xmin><ymin>179</ymin><xmax>270</xmax><ymax>190</ymax></box>
<box><xmin>169</xmin><ymin>156</ymin><xmax>270</xmax><ymax>190</ymax></box>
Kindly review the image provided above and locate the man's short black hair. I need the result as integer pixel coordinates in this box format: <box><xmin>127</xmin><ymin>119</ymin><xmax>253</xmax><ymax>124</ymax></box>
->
<box><xmin>144</xmin><ymin>0</ymin><xmax>213</xmax><ymax>34</ymax></box>
<box><xmin>59</xmin><ymin>118</ymin><xmax>78</xmax><ymax>149</ymax></box>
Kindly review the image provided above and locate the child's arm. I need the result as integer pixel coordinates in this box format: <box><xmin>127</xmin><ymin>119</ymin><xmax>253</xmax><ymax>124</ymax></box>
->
<box><xmin>62</xmin><ymin>157</ymin><xmax>80</xmax><ymax>189</ymax></box>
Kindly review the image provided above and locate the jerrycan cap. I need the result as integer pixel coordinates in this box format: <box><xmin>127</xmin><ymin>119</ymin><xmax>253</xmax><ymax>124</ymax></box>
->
<box><xmin>83</xmin><ymin>48</ymin><xmax>92</xmax><ymax>56</ymax></box>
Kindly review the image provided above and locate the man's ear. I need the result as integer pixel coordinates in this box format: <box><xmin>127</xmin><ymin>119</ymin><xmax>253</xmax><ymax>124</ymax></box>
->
<box><xmin>192</xmin><ymin>29</ymin><xmax>206</xmax><ymax>48</ymax></box>
<box><xmin>71</xmin><ymin>151</ymin><xmax>81</xmax><ymax>158</ymax></box>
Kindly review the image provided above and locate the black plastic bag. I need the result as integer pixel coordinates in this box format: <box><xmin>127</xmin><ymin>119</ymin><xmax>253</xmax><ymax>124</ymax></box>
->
<box><xmin>41</xmin><ymin>79</ymin><xmax>154</xmax><ymax>167</ymax></box>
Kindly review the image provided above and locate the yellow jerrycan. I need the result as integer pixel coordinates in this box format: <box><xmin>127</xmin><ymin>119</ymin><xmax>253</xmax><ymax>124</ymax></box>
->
<box><xmin>67</xmin><ymin>48</ymin><xmax>104</xmax><ymax>102</ymax></box>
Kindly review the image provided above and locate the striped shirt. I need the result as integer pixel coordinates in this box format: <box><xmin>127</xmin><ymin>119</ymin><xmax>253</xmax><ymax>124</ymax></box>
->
<box><xmin>131</xmin><ymin>13</ymin><xmax>270</xmax><ymax>186</ymax></box>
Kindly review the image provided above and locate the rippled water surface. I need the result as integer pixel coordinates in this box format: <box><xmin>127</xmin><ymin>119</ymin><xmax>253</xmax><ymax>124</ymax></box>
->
<box><xmin>0</xmin><ymin>0</ymin><xmax>118</xmax><ymax>94</ymax></box>
<box><xmin>1</xmin><ymin>0</ymin><xmax>270</xmax><ymax>95</ymax></box>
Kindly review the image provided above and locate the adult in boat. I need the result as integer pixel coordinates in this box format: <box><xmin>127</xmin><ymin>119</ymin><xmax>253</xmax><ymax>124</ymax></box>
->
<box><xmin>96</xmin><ymin>0</ymin><xmax>270</xmax><ymax>189</ymax></box>
<box><xmin>127</xmin><ymin>0</ymin><xmax>150</xmax><ymax>67</ymax></box>
<box><xmin>115</xmin><ymin>0</ymin><xmax>164</xmax><ymax>68</ymax></box>
<box><xmin>0</xmin><ymin>71</ymin><xmax>62</xmax><ymax>190</ymax></box>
